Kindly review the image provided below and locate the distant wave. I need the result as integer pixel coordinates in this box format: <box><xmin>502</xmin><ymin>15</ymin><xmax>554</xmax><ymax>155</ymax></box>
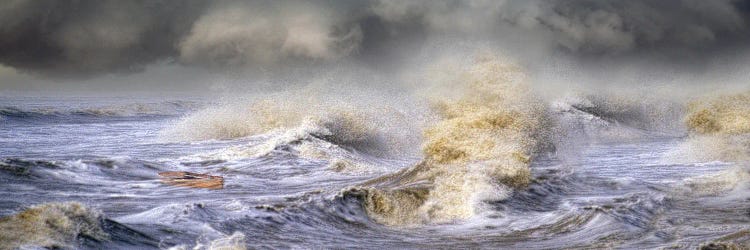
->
<box><xmin>0</xmin><ymin>100</ymin><xmax>200</xmax><ymax>121</ymax></box>
<box><xmin>552</xmin><ymin>93</ymin><xmax>685</xmax><ymax>142</ymax></box>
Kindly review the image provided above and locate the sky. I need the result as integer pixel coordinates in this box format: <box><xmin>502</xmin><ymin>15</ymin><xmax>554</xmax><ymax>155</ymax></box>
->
<box><xmin>1</xmin><ymin>0</ymin><xmax>750</xmax><ymax>94</ymax></box>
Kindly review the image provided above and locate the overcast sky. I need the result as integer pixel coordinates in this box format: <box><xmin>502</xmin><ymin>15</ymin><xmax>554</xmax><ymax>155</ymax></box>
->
<box><xmin>1</xmin><ymin>0</ymin><xmax>749</xmax><ymax>93</ymax></box>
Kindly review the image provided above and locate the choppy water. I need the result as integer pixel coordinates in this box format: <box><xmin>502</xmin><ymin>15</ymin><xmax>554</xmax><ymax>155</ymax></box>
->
<box><xmin>1</xmin><ymin>96</ymin><xmax>748</xmax><ymax>249</ymax></box>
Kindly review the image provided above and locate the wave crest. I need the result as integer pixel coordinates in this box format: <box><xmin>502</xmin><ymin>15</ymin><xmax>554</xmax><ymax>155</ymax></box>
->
<box><xmin>163</xmin><ymin>88</ymin><xmax>426</xmax><ymax>163</ymax></box>
<box><xmin>676</xmin><ymin>92</ymin><xmax>750</xmax><ymax>162</ymax></box>
<box><xmin>687</xmin><ymin>93</ymin><xmax>750</xmax><ymax>135</ymax></box>
<box><xmin>0</xmin><ymin>202</ymin><xmax>108</xmax><ymax>249</ymax></box>
<box><xmin>1</xmin><ymin>100</ymin><xmax>198</xmax><ymax>120</ymax></box>
<box><xmin>352</xmin><ymin>56</ymin><xmax>553</xmax><ymax>225</ymax></box>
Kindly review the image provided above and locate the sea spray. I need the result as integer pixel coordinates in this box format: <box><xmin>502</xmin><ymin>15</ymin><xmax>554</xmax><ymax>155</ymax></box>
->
<box><xmin>687</xmin><ymin>92</ymin><xmax>750</xmax><ymax>136</ymax></box>
<box><xmin>350</xmin><ymin>55</ymin><xmax>555</xmax><ymax>225</ymax></box>
<box><xmin>651</xmin><ymin>90</ymin><xmax>750</xmax><ymax>215</ymax></box>
<box><xmin>169</xmin><ymin>232</ymin><xmax>246</xmax><ymax>250</ymax></box>
<box><xmin>0</xmin><ymin>202</ymin><xmax>108</xmax><ymax>249</ymax></box>
<box><xmin>161</xmin><ymin>87</ymin><xmax>424</xmax><ymax>160</ymax></box>
<box><xmin>673</xmin><ymin>91</ymin><xmax>750</xmax><ymax>162</ymax></box>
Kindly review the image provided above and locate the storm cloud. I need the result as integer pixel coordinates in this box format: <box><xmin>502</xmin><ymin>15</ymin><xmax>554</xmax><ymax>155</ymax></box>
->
<box><xmin>0</xmin><ymin>0</ymin><xmax>749</xmax><ymax>78</ymax></box>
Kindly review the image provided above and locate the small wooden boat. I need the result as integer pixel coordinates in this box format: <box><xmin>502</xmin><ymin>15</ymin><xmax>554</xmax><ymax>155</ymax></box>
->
<box><xmin>158</xmin><ymin>171</ymin><xmax>224</xmax><ymax>190</ymax></box>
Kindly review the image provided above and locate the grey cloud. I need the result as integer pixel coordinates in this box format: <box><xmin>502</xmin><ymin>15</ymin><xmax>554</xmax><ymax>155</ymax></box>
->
<box><xmin>0</xmin><ymin>0</ymin><xmax>748</xmax><ymax>78</ymax></box>
<box><xmin>369</xmin><ymin>0</ymin><xmax>749</xmax><ymax>54</ymax></box>
<box><xmin>504</xmin><ymin>0</ymin><xmax>748</xmax><ymax>54</ymax></box>
<box><xmin>0</xmin><ymin>0</ymin><xmax>206</xmax><ymax>77</ymax></box>
<box><xmin>178</xmin><ymin>1</ymin><xmax>363</xmax><ymax>68</ymax></box>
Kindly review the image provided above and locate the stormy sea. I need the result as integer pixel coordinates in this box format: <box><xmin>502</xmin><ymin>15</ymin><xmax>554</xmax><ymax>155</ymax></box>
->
<box><xmin>3</xmin><ymin>1</ymin><xmax>750</xmax><ymax>249</ymax></box>
<box><xmin>2</xmin><ymin>58</ymin><xmax>750</xmax><ymax>249</ymax></box>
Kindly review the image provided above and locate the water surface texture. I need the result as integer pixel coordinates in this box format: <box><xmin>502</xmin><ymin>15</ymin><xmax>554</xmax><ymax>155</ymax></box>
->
<box><xmin>2</xmin><ymin>88</ymin><xmax>749</xmax><ymax>249</ymax></box>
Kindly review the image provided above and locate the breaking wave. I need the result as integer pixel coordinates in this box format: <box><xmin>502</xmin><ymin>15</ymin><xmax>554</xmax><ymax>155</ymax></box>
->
<box><xmin>674</xmin><ymin>91</ymin><xmax>750</xmax><ymax>162</ymax></box>
<box><xmin>347</xmin><ymin>56</ymin><xmax>556</xmax><ymax>225</ymax></box>
<box><xmin>154</xmin><ymin>56</ymin><xmax>747</xmax><ymax>229</ymax></box>
<box><xmin>677</xmin><ymin>166</ymin><xmax>750</xmax><ymax>196</ymax></box>
<box><xmin>0</xmin><ymin>202</ymin><xmax>108</xmax><ymax>249</ymax></box>
<box><xmin>161</xmin><ymin>88</ymin><xmax>425</xmax><ymax>160</ymax></box>
<box><xmin>169</xmin><ymin>232</ymin><xmax>246</xmax><ymax>250</ymax></box>
<box><xmin>686</xmin><ymin>92</ymin><xmax>750</xmax><ymax>136</ymax></box>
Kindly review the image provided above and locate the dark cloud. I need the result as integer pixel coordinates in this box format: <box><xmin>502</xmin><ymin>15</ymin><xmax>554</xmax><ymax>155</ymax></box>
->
<box><xmin>366</xmin><ymin>0</ymin><xmax>750</xmax><ymax>56</ymax></box>
<box><xmin>176</xmin><ymin>0</ymin><xmax>363</xmax><ymax>68</ymax></box>
<box><xmin>0</xmin><ymin>0</ymin><xmax>206</xmax><ymax>77</ymax></box>
<box><xmin>0</xmin><ymin>0</ymin><xmax>749</xmax><ymax>78</ymax></box>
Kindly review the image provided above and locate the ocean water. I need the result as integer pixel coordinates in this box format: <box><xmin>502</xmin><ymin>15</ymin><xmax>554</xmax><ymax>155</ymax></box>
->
<box><xmin>1</xmin><ymin>94</ymin><xmax>747</xmax><ymax>249</ymax></box>
<box><xmin>2</xmin><ymin>57</ymin><xmax>750</xmax><ymax>250</ymax></box>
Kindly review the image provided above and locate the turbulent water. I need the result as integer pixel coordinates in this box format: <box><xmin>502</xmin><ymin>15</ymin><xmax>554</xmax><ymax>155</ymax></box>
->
<box><xmin>2</xmin><ymin>62</ymin><xmax>750</xmax><ymax>249</ymax></box>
